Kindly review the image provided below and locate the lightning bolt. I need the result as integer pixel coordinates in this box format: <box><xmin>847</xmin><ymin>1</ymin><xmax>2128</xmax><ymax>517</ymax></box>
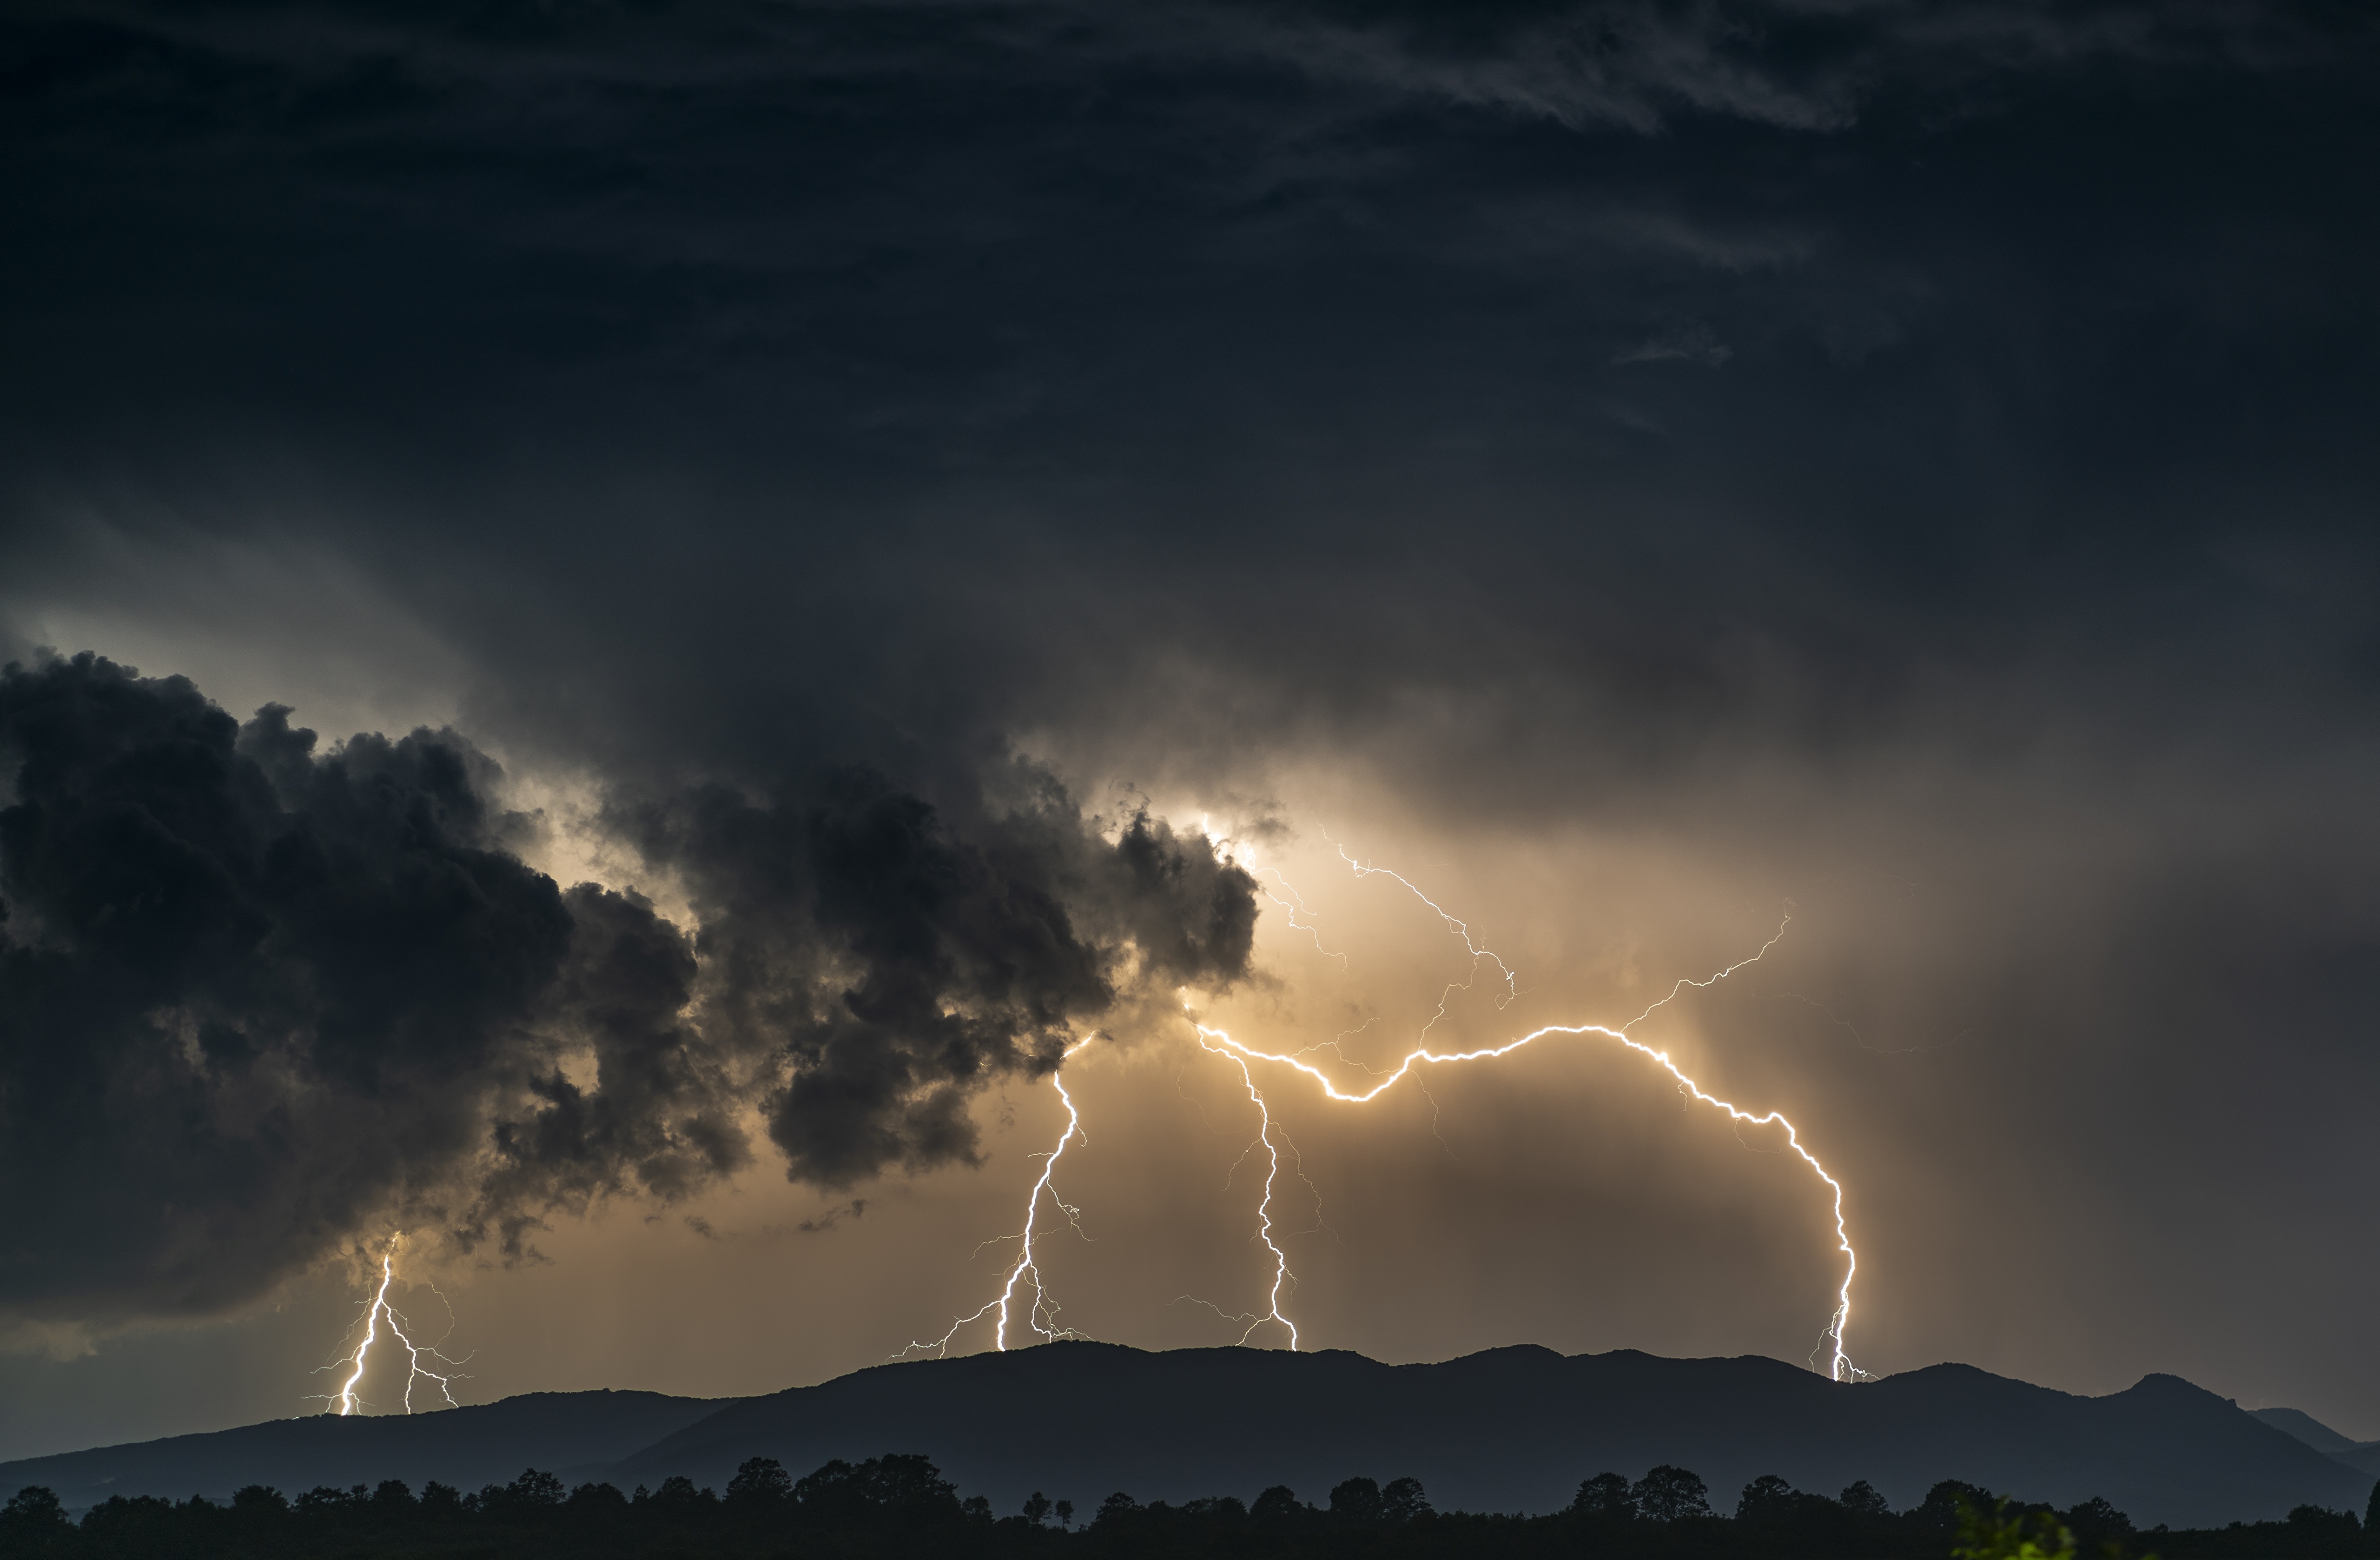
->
<box><xmin>311</xmin><ymin>1239</ymin><xmax>473</xmax><ymax>1414</ymax></box>
<box><xmin>1190</xmin><ymin>878</ymin><xmax>1865</xmax><ymax>1381</ymax></box>
<box><xmin>1255</xmin><ymin>868</ymin><xmax>1348</xmax><ymax>964</ymax></box>
<box><xmin>894</xmin><ymin>834</ymin><xmax>1866</xmax><ymax>1386</ymax></box>
<box><xmin>1335</xmin><ymin>844</ymin><xmax>1519</xmax><ymax>1032</ymax></box>
<box><xmin>1188</xmin><ymin>844</ymin><xmax>1862</xmax><ymax>1381</ymax></box>
<box><xmin>894</xmin><ymin>1038</ymin><xmax>1096</xmax><ymax>1360</ymax></box>
<box><xmin>1195</xmin><ymin>1036</ymin><xmax>1299</xmax><ymax>1348</ymax></box>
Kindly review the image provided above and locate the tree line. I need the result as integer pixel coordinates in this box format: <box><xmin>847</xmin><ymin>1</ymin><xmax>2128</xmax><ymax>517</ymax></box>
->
<box><xmin>1</xmin><ymin>1453</ymin><xmax>2373</xmax><ymax>1559</ymax></box>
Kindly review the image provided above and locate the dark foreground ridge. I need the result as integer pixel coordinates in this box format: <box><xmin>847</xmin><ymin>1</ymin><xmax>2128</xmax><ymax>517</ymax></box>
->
<box><xmin>1</xmin><ymin>1344</ymin><xmax>2372</xmax><ymax>1533</ymax></box>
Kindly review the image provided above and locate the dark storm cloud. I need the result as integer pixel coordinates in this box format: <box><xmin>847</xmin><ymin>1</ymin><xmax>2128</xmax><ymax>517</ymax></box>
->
<box><xmin>1</xmin><ymin>0</ymin><xmax>2378</xmax><ymax>1421</ymax></box>
<box><xmin>0</xmin><ymin>654</ymin><xmax>1254</xmax><ymax>1324</ymax></box>
<box><xmin>7</xmin><ymin>0</ymin><xmax>2369</xmax><ymax>801</ymax></box>
<box><xmin>613</xmin><ymin>771</ymin><xmax>1253</xmax><ymax>1187</ymax></box>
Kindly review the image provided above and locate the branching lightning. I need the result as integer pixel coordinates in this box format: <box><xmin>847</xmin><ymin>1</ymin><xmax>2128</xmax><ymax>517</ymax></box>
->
<box><xmin>1335</xmin><ymin>844</ymin><xmax>1518</xmax><ymax>1033</ymax></box>
<box><xmin>1194</xmin><ymin>1036</ymin><xmax>1299</xmax><ymax>1348</ymax></box>
<box><xmin>1255</xmin><ymin>867</ymin><xmax>1347</xmax><ymax>965</ymax></box>
<box><xmin>893</xmin><ymin>1038</ymin><xmax>1097</xmax><ymax>1360</ymax></box>
<box><xmin>310</xmin><ymin>1239</ymin><xmax>472</xmax><ymax>1415</ymax></box>
<box><xmin>896</xmin><ymin>833</ymin><xmax>1870</xmax><ymax>1386</ymax></box>
<box><xmin>1189</xmin><ymin>852</ymin><xmax>1866</xmax><ymax>1381</ymax></box>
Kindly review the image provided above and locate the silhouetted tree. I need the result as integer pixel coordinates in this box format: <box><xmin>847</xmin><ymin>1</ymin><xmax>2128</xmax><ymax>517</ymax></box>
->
<box><xmin>2284</xmin><ymin>1504</ymin><xmax>2360</xmax><ymax>1541</ymax></box>
<box><xmin>1840</xmin><ymin>1480</ymin><xmax>1892</xmax><ymax>1517</ymax></box>
<box><xmin>371</xmin><ymin>1479</ymin><xmax>415</xmax><ymax>1514</ymax></box>
<box><xmin>1631</xmin><ymin>1466</ymin><xmax>1710</xmax><ymax>1522</ymax></box>
<box><xmin>1330</xmin><ymin>1477</ymin><xmax>1383</xmax><ymax>1525</ymax></box>
<box><xmin>513</xmin><ymin>1468</ymin><xmax>567</xmax><ymax>1508</ymax></box>
<box><xmin>643</xmin><ymin>1474</ymin><xmax>714</xmax><ymax>1516</ymax></box>
<box><xmin>1575</xmin><ymin>1472</ymin><xmax>1634</xmax><ymax>1520</ymax></box>
<box><xmin>421</xmin><ymin>1481</ymin><xmax>463</xmax><ymax>1516</ymax></box>
<box><xmin>1917</xmin><ymin>1480</ymin><xmax>2000</xmax><ymax>1533</ymax></box>
<box><xmin>568</xmin><ymin>1481</ymin><xmax>630</xmax><ymax>1515</ymax></box>
<box><xmin>1382</xmin><ymin>1476</ymin><xmax>1433</xmax><ymax>1523</ymax></box>
<box><xmin>0</xmin><ymin>1489</ymin><xmax>66</xmax><ymax>1531</ymax></box>
<box><xmin>788</xmin><ymin>1454</ymin><xmax>956</xmax><ymax>1528</ymax></box>
<box><xmin>2367</xmin><ymin>1479</ymin><xmax>2379</xmax><ymax>1538</ymax></box>
<box><xmin>794</xmin><ymin>1458</ymin><xmax>857</xmax><ymax>1518</ymax></box>
<box><xmin>1054</xmin><ymin>1498</ymin><xmax>1075</xmax><ymax>1530</ymax></box>
<box><xmin>1093</xmin><ymin>1492</ymin><xmax>1141</xmax><ymax>1529</ymax></box>
<box><xmin>231</xmin><ymin>1484</ymin><xmax>288</xmax><ymax>1516</ymax></box>
<box><xmin>1022</xmin><ymin>1491</ymin><xmax>1053</xmax><ymax>1525</ymax></box>
<box><xmin>1251</xmin><ymin>1485</ymin><xmax>1301</xmax><ymax>1525</ymax></box>
<box><xmin>1738</xmin><ymin>1474</ymin><xmax>1798</xmax><ymax>1521</ymax></box>
<box><xmin>726</xmin><ymin>1457</ymin><xmax>792</xmax><ymax>1507</ymax></box>
<box><xmin>1184</xmin><ymin>1495</ymin><xmax>1249</xmax><ymax>1525</ymax></box>
<box><xmin>77</xmin><ymin>1493</ymin><xmax>178</xmax><ymax>1553</ymax></box>
<box><xmin>2062</xmin><ymin>1496</ymin><xmax>2134</xmax><ymax>1546</ymax></box>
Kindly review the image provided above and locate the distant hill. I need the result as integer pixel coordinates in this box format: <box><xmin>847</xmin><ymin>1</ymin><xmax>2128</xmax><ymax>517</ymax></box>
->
<box><xmin>5</xmin><ymin>1347</ymin><xmax>2370</xmax><ymax>1530</ymax></box>
<box><xmin>2252</xmin><ymin>1407</ymin><xmax>2380</xmax><ymax>1479</ymax></box>
<box><xmin>611</xmin><ymin>1343</ymin><xmax>2371</xmax><ymax>1530</ymax></box>
<box><xmin>0</xmin><ymin>1390</ymin><xmax>723</xmax><ymax>1512</ymax></box>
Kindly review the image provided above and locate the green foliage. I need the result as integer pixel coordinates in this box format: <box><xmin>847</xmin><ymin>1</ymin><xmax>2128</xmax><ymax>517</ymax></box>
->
<box><xmin>1955</xmin><ymin>1497</ymin><xmax>2080</xmax><ymax>1560</ymax></box>
<box><xmin>1956</xmin><ymin>1493</ymin><xmax>2163</xmax><ymax>1560</ymax></box>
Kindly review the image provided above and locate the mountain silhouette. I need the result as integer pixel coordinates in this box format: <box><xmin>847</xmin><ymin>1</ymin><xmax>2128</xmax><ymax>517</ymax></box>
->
<box><xmin>0</xmin><ymin>1390</ymin><xmax>721</xmax><ymax>1514</ymax></box>
<box><xmin>3</xmin><ymin>1345</ymin><xmax>2368</xmax><ymax>1529</ymax></box>
<box><xmin>2252</xmin><ymin>1407</ymin><xmax>2380</xmax><ymax>1479</ymax></box>
<box><xmin>607</xmin><ymin>1343</ymin><xmax>2368</xmax><ymax>1529</ymax></box>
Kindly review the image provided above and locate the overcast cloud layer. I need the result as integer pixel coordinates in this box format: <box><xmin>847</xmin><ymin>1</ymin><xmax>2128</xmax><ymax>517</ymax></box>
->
<box><xmin>2</xmin><ymin>0</ymin><xmax>2378</xmax><ymax>1448</ymax></box>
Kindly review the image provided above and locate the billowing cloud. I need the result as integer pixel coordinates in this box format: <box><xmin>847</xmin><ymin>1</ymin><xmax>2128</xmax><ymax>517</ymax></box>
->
<box><xmin>0</xmin><ymin>653</ymin><xmax>1255</xmax><ymax>1329</ymax></box>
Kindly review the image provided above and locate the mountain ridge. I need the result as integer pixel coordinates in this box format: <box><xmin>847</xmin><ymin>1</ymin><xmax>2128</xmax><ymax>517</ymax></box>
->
<box><xmin>0</xmin><ymin>1389</ymin><xmax>724</xmax><ymax>1514</ymax></box>
<box><xmin>2251</xmin><ymin>1405</ymin><xmax>2380</xmax><ymax>1480</ymax></box>
<box><xmin>607</xmin><ymin>1342</ymin><xmax>2365</xmax><ymax>1528</ymax></box>
<box><xmin>3</xmin><ymin>1345</ymin><xmax>2369</xmax><ymax>1529</ymax></box>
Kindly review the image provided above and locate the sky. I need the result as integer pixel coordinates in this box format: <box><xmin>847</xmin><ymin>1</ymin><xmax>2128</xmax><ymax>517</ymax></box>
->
<box><xmin>2</xmin><ymin>0</ymin><xmax>2378</xmax><ymax>1463</ymax></box>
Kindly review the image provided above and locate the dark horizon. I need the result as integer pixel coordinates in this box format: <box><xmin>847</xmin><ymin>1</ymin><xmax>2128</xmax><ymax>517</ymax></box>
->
<box><xmin>5</xmin><ymin>1339</ymin><xmax>2374</xmax><ymax>1533</ymax></box>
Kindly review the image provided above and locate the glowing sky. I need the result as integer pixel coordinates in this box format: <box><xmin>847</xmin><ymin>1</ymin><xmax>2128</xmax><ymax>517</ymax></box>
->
<box><xmin>3</xmin><ymin>0</ymin><xmax>2378</xmax><ymax>1461</ymax></box>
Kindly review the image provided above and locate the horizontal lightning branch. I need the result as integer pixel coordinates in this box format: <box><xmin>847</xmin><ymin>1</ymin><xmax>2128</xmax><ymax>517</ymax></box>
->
<box><xmin>1187</xmin><ymin>906</ymin><xmax>1865</xmax><ymax>1383</ymax></box>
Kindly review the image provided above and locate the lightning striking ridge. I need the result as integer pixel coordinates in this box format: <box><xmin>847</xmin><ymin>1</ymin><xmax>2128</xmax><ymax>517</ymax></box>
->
<box><xmin>311</xmin><ymin>1241</ymin><xmax>472</xmax><ymax>1415</ymax></box>
<box><xmin>894</xmin><ymin>1039</ymin><xmax>1096</xmax><ymax>1360</ymax></box>
<box><xmin>1188</xmin><ymin>981</ymin><xmax>1866</xmax><ymax>1380</ymax></box>
<box><xmin>1197</xmin><ymin>854</ymin><xmax>1860</xmax><ymax>1381</ymax></box>
<box><xmin>893</xmin><ymin>830</ymin><xmax>1858</xmax><ymax>1380</ymax></box>
<box><xmin>1195</xmin><ymin>1034</ymin><xmax>1300</xmax><ymax>1349</ymax></box>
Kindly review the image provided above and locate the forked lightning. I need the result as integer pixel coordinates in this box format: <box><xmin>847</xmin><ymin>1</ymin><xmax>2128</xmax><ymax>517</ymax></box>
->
<box><xmin>313</xmin><ymin>1241</ymin><xmax>472</xmax><ymax>1415</ymax></box>
<box><xmin>899</xmin><ymin>840</ymin><xmax>1869</xmax><ymax>1384</ymax></box>
<box><xmin>893</xmin><ymin>1039</ymin><xmax>1097</xmax><ymax>1359</ymax></box>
